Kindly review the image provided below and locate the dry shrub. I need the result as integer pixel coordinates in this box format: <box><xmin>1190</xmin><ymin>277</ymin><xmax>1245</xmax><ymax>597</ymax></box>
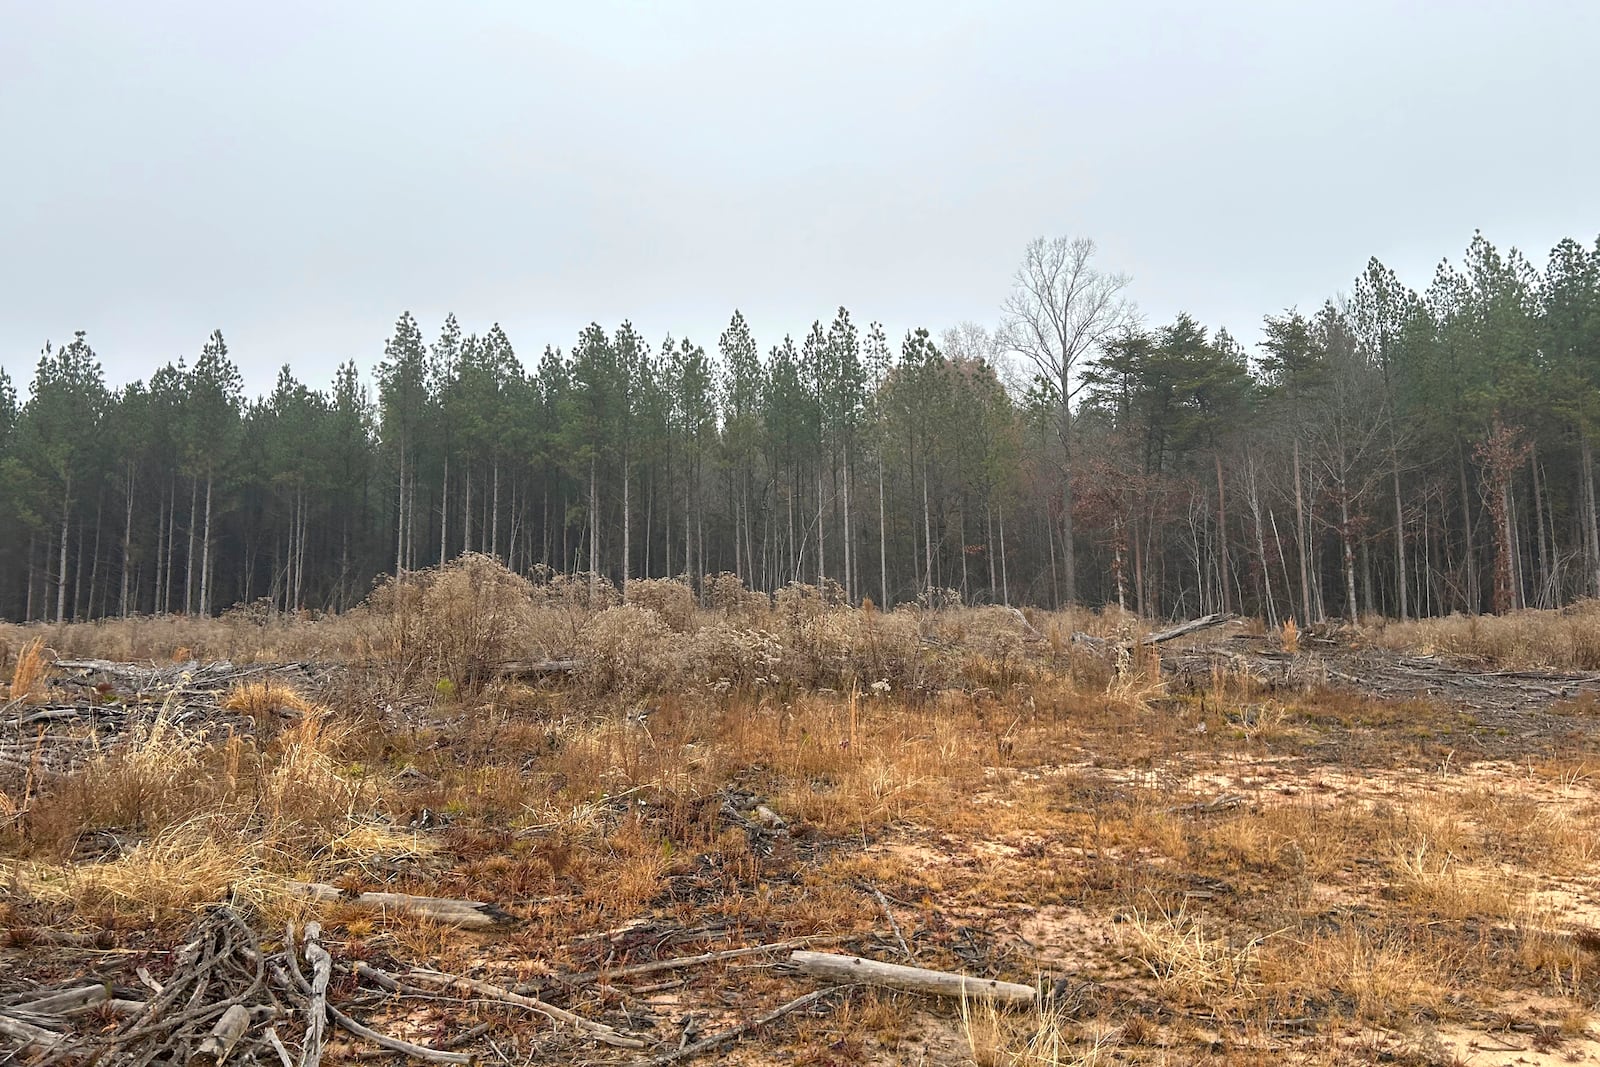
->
<box><xmin>533</xmin><ymin>566</ymin><xmax>621</xmax><ymax>611</ymax></box>
<box><xmin>625</xmin><ymin>577</ymin><xmax>696</xmax><ymax>632</ymax></box>
<box><xmin>1119</xmin><ymin>896</ymin><xmax>1261</xmax><ymax>1002</ymax></box>
<box><xmin>684</xmin><ymin>624</ymin><xmax>785</xmax><ymax>692</ymax></box>
<box><xmin>915</xmin><ymin>586</ymin><xmax>964</xmax><ymax>611</ymax></box>
<box><xmin>1257</xmin><ymin>926</ymin><xmax>1445</xmax><ymax>1026</ymax></box>
<box><xmin>361</xmin><ymin>553</ymin><xmax>541</xmax><ymax>691</ymax></box>
<box><xmin>1280</xmin><ymin>616</ymin><xmax>1300</xmax><ymax>653</ymax></box>
<box><xmin>704</xmin><ymin>572</ymin><xmax>769</xmax><ymax>622</ymax></box>
<box><xmin>15</xmin><ymin>611</ymin><xmax>344</xmax><ymax>665</ymax></box>
<box><xmin>8</xmin><ymin>637</ymin><xmax>48</xmax><ymax>702</ymax></box>
<box><xmin>774</xmin><ymin>580</ymin><xmax>830</xmax><ymax>628</ymax></box>
<box><xmin>814</xmin><ymin>609</ymin><xmax>927</xmax><ymax>690</ymax></box>
<box><xmin>577</xmin><ymin>605</ymin><xmax>682</xmax><ymax>696</ymax></box>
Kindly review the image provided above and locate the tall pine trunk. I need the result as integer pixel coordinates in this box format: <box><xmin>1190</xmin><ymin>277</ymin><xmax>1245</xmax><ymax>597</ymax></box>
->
<box><xmin>56</xmin><ymin>477</ymin><xmax>72</xmax><ymax>624</ymax></box>
<box><xmin>462</xmin><ymin>466</ymin><xmax>473</xmax><ymax>557</ymax></box>
<box><xmin>621</xmin><ymin>459</ymin><xmax>630</xmax><ymax>598</ymax></box>
<box><xmin>395</xmin><ymin>446</ymin><xmax>406</xmax><ymax>576</ymax></box>
<box><xmin>998</xmin><ymin>503</ymin><xmax>1010</xmax><ymax>608</ymax></box>
<box><xmin>1457</xmin><ymin>443</ymin><xmax>1478</xmax><ymax>614</ymax></box>
<box><xmin>1583</xmin><ymin>431</ymin><xmax>1600</xmax><ymax>599</ymax></box>
<box><xmin>200</xmin><ymin>474</ymin><xmax>214</xmax><ymax>616</ymax></box>
<box><xmin>588</xmin><ymin>455</ymin><xmax>599</xmax><ymax>599</ymax></box>
<box><xmin>120</xmin><ymin>464</ymin><xmax>135</xmax><ymax>617</ymax></box>
<box><xmin>491</xmin><ymin>460</ymin><xmax>501</xmax><ymax>561</ymax></box>
<box><xmin>1214</xmin><ymin>451</ymin><xmax>1231</xmax><ymax>615</ymax></box>
<box><xmin>1392</xmin><ymin>451</ymin><xmax>1408</xmax><ymax>620</ymax></box>
<box><xmin>185</xmin><ymin>476</ymin><xmax>198</xmax><ymax>615</ymax></box>
<box><xmin>1339</xmin><ymin>484</ymin><xmax>1358</xmax><ymax>621</ymax></box>
<box><xmin>878</xmin><ymin>453</ymin><xmax>888</xmax><ymax>608</ymax></box>
<box><xmin>1293</xmin><ymin>438</ymin><xmax>1311</xmax><ymax>623</ymax></box>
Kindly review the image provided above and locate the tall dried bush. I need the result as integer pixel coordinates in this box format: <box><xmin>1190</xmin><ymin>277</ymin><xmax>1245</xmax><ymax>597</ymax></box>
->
<box><xmin>625</xmin><ymin>578</ymin><xmax>697</xmax><ymax>632</ymax></box>
<box><xmin>360</xmin><ymin>554</ymin><xmax>541</xmax><ymax>692</ymax></box>
<box><xmin>577</xmin><ymin>605</ymin><xmax>682</xmax><ymax>697</ymax></box>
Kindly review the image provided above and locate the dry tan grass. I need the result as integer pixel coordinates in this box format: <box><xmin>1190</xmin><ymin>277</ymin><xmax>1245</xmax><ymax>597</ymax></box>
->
<box><xmin>9</xmin><ymin>565</ymin><xmax>1600</xmax><ymax>1064</ymax></box>
<box><xmin>7</xmin><ymin>636</ymin><xmax>47</xmax><ymax>702</ymax></box>
<box><xmin>222</xmin><ymin>679</ymin><xmax>315</xmax><ymax>718</ymax></box>
<box><xmin>1371</xmin><ymin>601</ymin><xmax>1600</xmax><ymax>669</ymax></box>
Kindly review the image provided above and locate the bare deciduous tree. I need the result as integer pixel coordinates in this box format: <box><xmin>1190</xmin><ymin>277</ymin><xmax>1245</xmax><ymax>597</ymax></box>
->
<box><xmin>1001</xmin><ymin>236</ymin><xmax>1134</xmax><ymax>604</ymax></box>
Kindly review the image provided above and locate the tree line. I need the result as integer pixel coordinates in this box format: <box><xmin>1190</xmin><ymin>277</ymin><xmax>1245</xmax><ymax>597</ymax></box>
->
<box><xmin>1</xmin><ymin>230</ymin><xmax>1597</xmax><ymax>624</ymax></box>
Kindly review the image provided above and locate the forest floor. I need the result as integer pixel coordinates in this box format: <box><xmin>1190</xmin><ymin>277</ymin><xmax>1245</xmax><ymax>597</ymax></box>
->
<box><xmin>5</xmin><ymin>591</ymin><xmax>1600</xmax><ymax>1066</ymax></box>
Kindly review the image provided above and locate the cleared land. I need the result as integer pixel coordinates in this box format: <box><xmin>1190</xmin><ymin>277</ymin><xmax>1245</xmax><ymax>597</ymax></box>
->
<box><xmin>5</xmin><ymin>559</ymin><xmax>1600</xmax><ymax>1065</ymax></box>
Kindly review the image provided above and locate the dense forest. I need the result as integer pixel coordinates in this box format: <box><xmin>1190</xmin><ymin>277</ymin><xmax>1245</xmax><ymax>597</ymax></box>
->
<box><xmin>1</xmin><ymin>230</ymin><xmax>1597</xmax><ymax>625</ymax></box>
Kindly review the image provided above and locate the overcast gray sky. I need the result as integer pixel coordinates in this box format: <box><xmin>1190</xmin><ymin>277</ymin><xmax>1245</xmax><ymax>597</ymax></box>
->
<box><xmin>2</xmin><ymin>1</ymin><xmax>1596</xmax><ymax>396</ymax></box>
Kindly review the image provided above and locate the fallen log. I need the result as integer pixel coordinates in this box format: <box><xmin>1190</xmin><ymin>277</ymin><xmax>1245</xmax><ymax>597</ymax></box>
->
<box><xmin>285</xmin><ymin>881</ymin><xmax>519</xmax><ymax>930</ymax></box>
<box><xmin>1145</xmin><ymin>613</ymin><xmax>1233</xmax><ymax>645</ymax></box>
<box><xmin>490</xmin><ymin>659</ymin><xmax>585</xmax><ymax>677</ymax></box>
<box><xmin>0</xmin><ymin>1012</ymin><xmax>63</xmax><ymax>1049</ymax></box>
<box><xmin>789</xmin><ymin>951</ymin><xmax>1036</xmax><ymax>1006</ymax></box>
<box><xmin>302</xmin><ymin>923</ymin><xmax>333</xmax><ymax>1067</ymax></box>
<box><xmin>194</xmin><ymin>1003</ymin><xmax>252</xmax><ymax>1065</ymax></box>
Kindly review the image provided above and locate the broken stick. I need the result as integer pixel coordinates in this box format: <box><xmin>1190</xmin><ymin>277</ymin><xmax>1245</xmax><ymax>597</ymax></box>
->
<box><xmin>631</xmin><ymin>987</ymin><xmax>841</xmax><ymax>1067</ymax></box>
<box><xmin>789</xmin><ymin>951</ymin><xmax>1035</xmax><ymax>1006</ymax></box>
<box><xmin>405</xmin><ymin>969</ymin><xmax>645</xmax><ymax>1049</ymax></box>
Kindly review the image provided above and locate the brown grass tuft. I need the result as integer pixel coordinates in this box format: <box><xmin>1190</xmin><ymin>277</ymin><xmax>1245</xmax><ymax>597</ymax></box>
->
<box><xmin>8</xmin><ymin>637</ymin><xmax>48</xmax><ymax>702</ymax></box>
<box><xmin>222</xmin><ymin>679</ymin><xmax>315</xmax><ymax>718</ymax></box>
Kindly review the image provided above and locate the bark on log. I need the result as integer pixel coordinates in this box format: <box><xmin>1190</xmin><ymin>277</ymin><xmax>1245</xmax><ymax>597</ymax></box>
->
<box><xmin>788</xmin><ymin>951</ymin><xmax>1036</xmax><ymax>1005</ymax></box>
<box><xmin>285</xmin><ymin>882</ymin><xmax>519</xmax><ymax>930</ymax></box>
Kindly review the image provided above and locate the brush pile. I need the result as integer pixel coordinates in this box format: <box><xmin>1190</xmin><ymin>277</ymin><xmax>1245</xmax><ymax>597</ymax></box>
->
<box><xmin>0</xmin><ymin>905</ymin><xmax>491</xmax><ymax>1065</ymax></box>
<box><xmin>1</xmin><ymin>657</ymin><xmax>328</xmax><ymax>787</ymax></box>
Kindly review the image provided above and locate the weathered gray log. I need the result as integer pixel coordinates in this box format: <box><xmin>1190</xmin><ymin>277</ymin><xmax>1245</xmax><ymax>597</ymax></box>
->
<box><xmin>1144</xmin><ymin>613</ymin><xmax>1233</xmax><ymax>645</ymax></box>
<box><xmin>548</xmin><ymin>938</ymin><xmax>815</xmax><ymax>990</ymax></box>
<box><xmin>0</xmin><ymin>1012</ymin><xmax>63</xmax><ymax>1048</ymax></box>
<box><xmin>8</xmin><ymin>985</ymin><xmax>107</xmax><ymax>1014</ymax></box>
<box><xmin>285</xmin><ymin>881</ymin><xmax>518</xmax><ymax>930</ymax></box>
<box><xmin>194</xmin><ymin>1003</ymin><xmax>252</xmax><ymax>1065</ymax></box>
<box><xmin>789</xmin><ymin>951</ymin><xmax>1036</xmax><ymax>1006</ymax></box>
<box><xmin>300</xmin><ymin>923</ymin><xmax>332</xmax><ymax>1067</ymax></box>
<box><xmin>491</xmin><ymin>659</ymin><xmax>585</xmax><ymax>677</ymax></box>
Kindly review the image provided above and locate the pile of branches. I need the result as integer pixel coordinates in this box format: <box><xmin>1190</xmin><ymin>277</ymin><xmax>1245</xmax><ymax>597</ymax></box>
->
<box><xmin>1</xmin><ymin>896</ymin><xmax>1047</xmax><ymax>1066</ymax></box>
<box><xmin>1</xmin><ymin>659</ymin><xmax>328</xmax><ymax>787</ymax></box>
<box><xmin>1</xmin><ymin>906</ymin><xmax>486</xmax><ymax>1066</ymax></box>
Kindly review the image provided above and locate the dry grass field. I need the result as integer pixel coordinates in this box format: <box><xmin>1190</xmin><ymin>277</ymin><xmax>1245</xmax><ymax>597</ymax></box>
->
<box><xmin>5</xmin><ymin>557</ymin><xmax>1600</xmax><ymax>1065</ymax></box>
